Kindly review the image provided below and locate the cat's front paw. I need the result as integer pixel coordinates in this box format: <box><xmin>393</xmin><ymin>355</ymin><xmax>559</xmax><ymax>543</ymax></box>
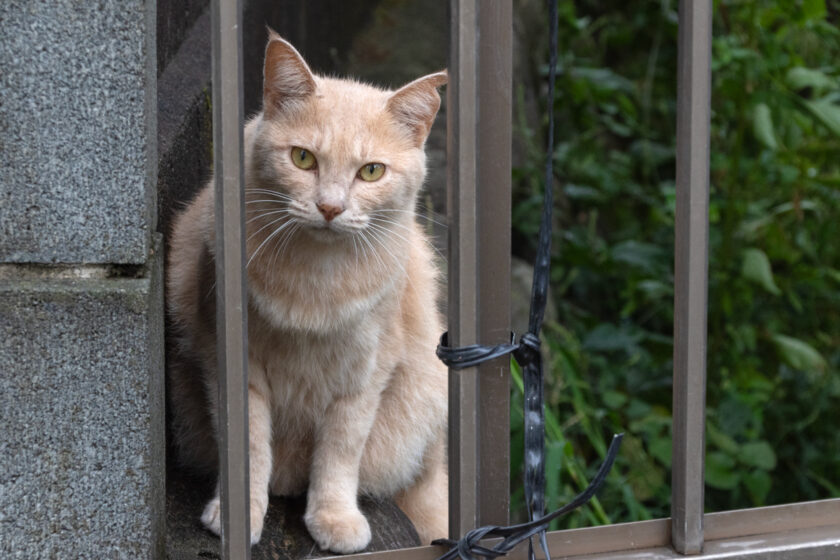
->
<box><xmin>200</xmin><ymin>495</ymin><xmax>266</xmax><ymax>545</ymax></box>
<box><xmin>304</xmin><ymin>505</ymin><xmax>371</xmax><ymax>554</ymax></box>
<box><xmin>201</xmin><ymin>496</ymin><xmax>222</xmax><ymax>537</ymax></box>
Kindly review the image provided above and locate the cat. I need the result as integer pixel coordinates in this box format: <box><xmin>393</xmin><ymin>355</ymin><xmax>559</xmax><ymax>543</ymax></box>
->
<box><xmin>166</xmin><ymin>31</ymin><xmax>448</xmax><ymax>554</ymax></box>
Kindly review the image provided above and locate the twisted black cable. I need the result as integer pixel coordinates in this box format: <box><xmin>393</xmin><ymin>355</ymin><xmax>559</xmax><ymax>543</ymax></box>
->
<box><xmin>431</xmin><ymin>435</ymin><xmax>624</xmax><ymax>560</ymax></box>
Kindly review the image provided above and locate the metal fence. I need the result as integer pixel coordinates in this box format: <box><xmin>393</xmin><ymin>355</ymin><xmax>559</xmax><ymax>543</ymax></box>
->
<box><xmin>208</xmin><ymin>0</ymin><xmax>840</xmax><ymax>559</ymax></box>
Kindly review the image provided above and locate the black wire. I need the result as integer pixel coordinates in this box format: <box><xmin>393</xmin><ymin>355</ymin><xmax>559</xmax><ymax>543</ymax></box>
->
<box><xmin>527</xmin><ymin>0</ymin><xmax>558</xmax><ymax>337</ymax></box>
<box><xmin>431</xmin><ymin>435</ymin><xmax>624</xmax><ymax>560</ymax></box>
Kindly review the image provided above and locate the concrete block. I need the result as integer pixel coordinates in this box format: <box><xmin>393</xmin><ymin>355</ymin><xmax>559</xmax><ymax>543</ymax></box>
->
<box><xmin>0</xmin><ymin>0</ymin><xmax>156</xmax><ymax>264</ymax></box>
<box><xmin>0</xmin><ymin>263</ymin><xmax>164</xmax><ymax>558</ymax></box>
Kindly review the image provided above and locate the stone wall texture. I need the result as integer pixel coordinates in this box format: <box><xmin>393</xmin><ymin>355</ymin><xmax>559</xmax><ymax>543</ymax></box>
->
<box><xmin>0</xmin><ymin>0</ymin><xmax>155</xmax><ymax>264</ymax></box>
<box><xmin>0</xmin><ymin>0</ymin><xmax>163</xmax><ymax>558</ymax></box>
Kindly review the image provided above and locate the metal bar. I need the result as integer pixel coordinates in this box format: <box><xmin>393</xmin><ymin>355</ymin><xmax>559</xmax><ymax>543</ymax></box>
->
<box><xmin>321</xmin><ymin>499</ymin><xmax>840</xmax><ymax>560</ymax></box>
<box><xmin>477</xmin><ymin>0</ymin><xmax>512</xmax><ymax>527</ymax></box>
<box><xmin>447</xmin><ymin>0</ymin><xmax>480</xmax><ymax>538</ymax></box>
<box><xmin>705</xmin><ymin>498</ymin><xmax>840</xmax><ymax>541</ymax></box>
<box><xmin>671</xmin><ymin>0</ymin><xmax>712</xmax><ymax>554</ymax></box>
<box><xmin>539</xmin><ymin>518</ymin><xmax>672</xmax><ymax>558</ymax></box>
<box><xmin>211</xmin><ymin>0</ymin><xmax>250</xmax><ymax>558</ymax></box>
<box><xmin>447</xmin><ymin>0</ymin><xmax>513</xmax><ymax>536</ymax></box>
<box><xmin>543</xmin><ymin>525</ymin><xmax>840</xmax><ymax>560</ymax></box>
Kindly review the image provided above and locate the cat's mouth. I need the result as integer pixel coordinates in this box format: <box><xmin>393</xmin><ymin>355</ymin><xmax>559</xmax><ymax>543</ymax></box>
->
<box><xmin>302</xmin><ymin>221</ymin><xmax>351</xmax><ymax>241</ymax></box>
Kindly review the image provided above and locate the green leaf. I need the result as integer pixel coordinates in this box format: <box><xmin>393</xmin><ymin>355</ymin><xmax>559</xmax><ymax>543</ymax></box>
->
<box><xmin>786</xmin><ymin>67</ymin><xmax>837</xmax><ymax>92</ymax></box>
<box><xmin>802</xmin><ymin>0</ymin><xmax>827</xmax><ymax>20</ymax></box>
<box><xmin>803</xmin><ymin>97</ymin><xmax>840</xmax><ymax>137</ymax></box>
<box><xmin>582</xmin><ymin>323</ymin><xmax>642</xmax><ymax>352</ymax></box>
<box><xmin>545</xmin><ymin>440</ymin><xmax>565</xmax><ymax>529</ymax></box>
<box><xmin>752</xmin><ymin>103</ymin><xmax>778</xmax><ymax>150</ymax></box>
<box><xmin>705</xmin><ymin>452</ymin><xmax>739</xmax><ymax>490</ymax></box>
<box><xmin>603</xmin><ymin>390</ymin><xmax>628</xmax><ymax>410</ymax></box>
<box><xmin>707</xmin><ymin>422</ymin><xmax>739</xmax><ymax>455</ymax></box>
<box><xmin>564</xmin><ymin>183</ymin><xmax>604</xmax><ymax>201</ymax></box>
<box><xmin>826</xmin><ymin>268</ymin><xmax>840</xmax><ymax>285</ymax></box>
<box><xmin>771</xmin><ymin>334</ymin><xmax>827</xmax><ymax>372</ymax></box>
<box><xmin>622</xmin><ymin>435</ymin><xmax>664</xmax><ymax>501</ymax></box>
<box><xmin>649</xmin><ymin>437</ymin><xmax>672</xmax><ymax>468</ymax></box>
<box><xmin>743</xmin><ymin>470</ymin><xmax>772</xmax><ymax>505</ymax></box>
<box><xmin>741</xmin><ymin>248</ymin><xmax>781</xmax><ymax>295</ymax></box>
<box><xmin>737</xmin><ymin>441</ymin><xmax>777</xmax><ymax>470</ymax></box>
<box><xmin>611</xmin><ymin>240</ymin><xmax>666</xmax><ymax>274</ymax></box>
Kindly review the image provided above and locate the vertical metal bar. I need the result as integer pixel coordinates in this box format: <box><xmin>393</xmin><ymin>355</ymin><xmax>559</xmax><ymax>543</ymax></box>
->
<box><xmin>477</xmin><ymin>0</ymin><xmax>512</xmax><ymax>527</ymax></box>
<box><xmin>211</xmin><ymin>1</ymin><xmax>250</xmax><ymax>558</ymax></box>
<box><xmin>447</xmin><ymin>0</ymin><xmax>480</xmax><ymax>538</ymax></box>
<box><xmin>447</xmin><ymin>0</ymin><xmax>513</xmax><ymax>537</ymax></box>
<box><xmin>671</xmin><ymin>0</ymin><xmax>712</xmax><ymax>555</ymax></box>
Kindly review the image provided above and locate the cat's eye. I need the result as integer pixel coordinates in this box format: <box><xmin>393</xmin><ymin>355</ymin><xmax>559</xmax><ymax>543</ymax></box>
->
<box><xmin>291</xmin><ymin>147</ymin><xmax>317</xmax><ymax>170</ymax></box>
<box><xmin>358</xmin><ymin>162</ymin><xmax>386</xmax><ymax>182</ymax></box>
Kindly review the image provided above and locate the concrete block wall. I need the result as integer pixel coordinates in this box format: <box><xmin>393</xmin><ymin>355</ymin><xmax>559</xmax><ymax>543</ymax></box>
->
<box><xmin>0</xmin><ymin>1</ymin><xmax>163</xmax><ymax>558</ymax></box>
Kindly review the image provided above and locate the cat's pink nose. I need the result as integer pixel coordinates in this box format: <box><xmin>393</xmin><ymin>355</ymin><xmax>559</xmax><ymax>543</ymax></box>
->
<box><xmin>316</xmin><ymin>202</ymin><xmax>344</xmax><ymax>222</ymax></box>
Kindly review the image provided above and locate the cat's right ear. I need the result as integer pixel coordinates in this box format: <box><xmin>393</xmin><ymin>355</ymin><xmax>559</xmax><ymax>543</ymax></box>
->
<box><xmin>263</xmin><ymin>30</ymin><xmax>316</xmax><ymax>117</ymax></box>
<box><xmin>387</xmin><ymin>70</ymin><xmax>448</xmax><ymax>147</ymax></box>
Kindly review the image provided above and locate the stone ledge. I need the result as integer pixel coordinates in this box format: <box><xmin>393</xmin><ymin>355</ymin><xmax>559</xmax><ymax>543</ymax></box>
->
<box><xmin>166</xmin><ymin>466</ymin><xmax>420</xmax><ymax>560</ymax></box>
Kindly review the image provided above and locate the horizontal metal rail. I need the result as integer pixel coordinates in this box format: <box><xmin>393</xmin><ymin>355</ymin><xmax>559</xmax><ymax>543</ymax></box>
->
<box><xmin>320</xmin><ymin>499</ymin><xmax>840</xmax><ymax>560</ymax></box>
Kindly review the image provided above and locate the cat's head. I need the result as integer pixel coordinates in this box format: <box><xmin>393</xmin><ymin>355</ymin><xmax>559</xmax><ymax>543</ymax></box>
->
<box><xmin>248</xmin><ymin>32</ymin><xmax>446</xmax><ymax>245</ymax></box>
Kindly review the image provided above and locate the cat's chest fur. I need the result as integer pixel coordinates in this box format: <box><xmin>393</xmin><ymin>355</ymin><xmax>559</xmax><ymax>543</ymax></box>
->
<box><xmin>245</xmin><ymin>262</ymin><xmax>401</xmax><ymax>428</ymax></box>
<box><xmin>247</xmin><ymin>252</ymin><xmax>402</xmax><ymax>335</ymax></box>
<box><xmin>250</xmin><ymin>306</ymin><xmax>384</xmax><ymax>407</ymax></box>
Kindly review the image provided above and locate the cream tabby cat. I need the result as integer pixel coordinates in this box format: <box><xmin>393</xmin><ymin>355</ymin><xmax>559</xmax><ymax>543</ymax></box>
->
<box><xmin>167</xmin><ymin>33</ymin><xmax>448</xmax><ymax>553</ymax></box>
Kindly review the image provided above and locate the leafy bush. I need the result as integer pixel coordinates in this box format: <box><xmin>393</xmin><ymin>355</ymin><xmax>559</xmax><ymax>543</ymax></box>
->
<box><xmin>511</xmin><ymin>0</ymin><xmax>840</xmax><ymax>528</ymax></box>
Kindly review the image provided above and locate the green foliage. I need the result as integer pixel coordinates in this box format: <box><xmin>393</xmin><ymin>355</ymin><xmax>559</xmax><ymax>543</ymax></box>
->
<box><xmin>510</xmin><ymin>0</ymin><xmax>840</xmax><ymax>527</ymax></box>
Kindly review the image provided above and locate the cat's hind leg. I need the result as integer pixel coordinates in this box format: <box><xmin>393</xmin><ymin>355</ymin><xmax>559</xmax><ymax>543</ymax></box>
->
<box><xmin>394</xmin><ymin>437</ymin><xmax>448</xmax><ymax>545</ymax></box>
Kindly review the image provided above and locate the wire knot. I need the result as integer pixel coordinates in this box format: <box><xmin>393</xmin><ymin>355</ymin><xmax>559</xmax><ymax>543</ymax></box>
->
<box><xmin>513</xmin><ymin>332</ymin><xmax>541</xmax><ymax>364</ymax></box>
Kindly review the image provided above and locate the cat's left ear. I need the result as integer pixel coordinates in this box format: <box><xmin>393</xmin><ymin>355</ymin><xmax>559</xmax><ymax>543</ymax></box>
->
<box><xmin>263</xmin><ymin>30</ymin><xmax>316</xmax><ymax>117</ymax></box>
<box><xmin>387</xmin><ymin>70</ymin><xmax>448</xmax><ymax>146</ymax></box>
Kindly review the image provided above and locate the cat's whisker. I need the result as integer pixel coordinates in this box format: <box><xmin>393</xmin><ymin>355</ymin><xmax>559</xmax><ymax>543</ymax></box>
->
<box><xmin>366</xmin><ymin>227</ymin><xmax>415</xmax><ymax>292</ymax></box>
<box><xmin>265</xmin><ymin>222</ymin><xmax>287</xmax><ymax>275</ymax></box>
<box><xmin>355</xmin><ymin>231</ymin><xmax>370</xmax><ymax>272</ymax></box>
<box><xmin>246</xmin><ymin>199</ymin><xmax>292</xmax><ymax>206</ymax></box>
<box><xmin>365</xmin><ymin>225</ymin><xmax>407</xmax><ymax>274</ymax></box>
<box><xmin>247</xmin><ymin>219</ymin><xmax>297</xmax><ymax>269</ymax></box>
<box><xmin>371</xmin><ymin>208</ymin><xmax>448</xmax><ymax>230</ymax></box>
<box><xmin>246</xmin><ymin>208</ymin><xmax>291</xmax><ymax>224</ymax></box>
<box><xmin>358</xmin><ymin>230</ymin><xmax>387</xmax><ymax>278</ymax></box>
<box><xmin>351</xmin><ymin>235</ymin><xmax>360</xmax><ymax>273</ymax></box>
<box><xmin>368</xmin><ymin>217</ymin><xmax>447</xmax><ymax>263</ymax></box>
<box><xmin>246</xmin><ymin>213</ymin><xmax>292</xmax><ymax>243</ymax></box>
<box><xmin>365</xmin><ymin>222</ymin><xmax>417</xmax><ymax>273</ymax></box>
<box><xmin>245</xmin><ymin>188</ymin><xmax>295</xmax><ymax>200</ymax></box>
<box><xmin>366</xmin><ymin>220</ymin><xmax>412</xmax><ymax>247</ymax></box>
<box><xmin>270</xmin><ymin>221</ymin><xmax>301</xmax><ymax>273</ymax></box>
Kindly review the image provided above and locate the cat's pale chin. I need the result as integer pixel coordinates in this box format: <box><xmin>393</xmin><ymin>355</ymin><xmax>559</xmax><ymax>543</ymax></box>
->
<box><xmin>301</xmin><ymin>224</ymin><xmax>352</xmax><ymax>242</ymax></box>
